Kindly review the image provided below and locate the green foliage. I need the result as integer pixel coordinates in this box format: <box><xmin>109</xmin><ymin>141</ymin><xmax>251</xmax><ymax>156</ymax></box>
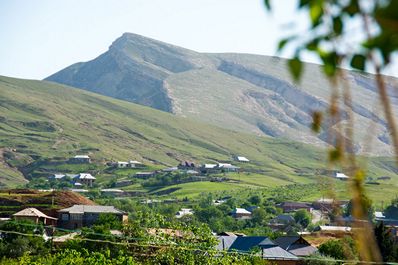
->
<box><xmin>318</xmin><ymin>237</ymin><xmax>358</xmax><ymax>260</ymax></box>
<box><xmin>294</xmin><ymin>209</ymin><xmax>312</xmax><ymax>228</ymax></box>
<box><xmin>304</xmin><ymin>252</ymin><xmax>337</xmax><ymax>265</ymax></box>
<box><xmin>266</xmin><ymin>0</ymin><xmax>398</xmax><ymax>79</ymax></box>
<box><xmin>374</xmin><ymin>222</ymin><xmax>398</xmax><ymax>261</ymax></box>
<box><xmin>0</xmin><ymin>220</ymin><xmax>49</xmax><ymax>258</ymax></box>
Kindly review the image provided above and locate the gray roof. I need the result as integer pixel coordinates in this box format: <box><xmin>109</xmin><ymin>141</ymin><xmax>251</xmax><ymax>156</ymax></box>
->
<box><xmin>216</xmin><ymin>235</ymin><xmax>238</xmax><ymax>251</ymax></box>
<box><xmin>58</xmin><ymin>205</ymin><xmax>125</xmax><ymax>214</ymax></box>
<box><xmin>274</xmin><ymin>236</ymin><xmax>317</xmax><ymax>257</ymax></box>
<box><xmin>217</xmin><ymin>236</ymin><xmax>298</xmax><ymax>260</ymax></box>
<box><xmin>262</xmin><ymin>245</ymin><xmax>298</xmax><ymax>260</ymax></box>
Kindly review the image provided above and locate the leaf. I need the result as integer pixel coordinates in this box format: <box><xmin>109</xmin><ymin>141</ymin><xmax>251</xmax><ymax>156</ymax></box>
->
<box><xmin>309</xmin><ymin>3</ymin><xmax>323</xmax><ymax>27</ymax></box>
<box><xmin>350</xmin><ymin>54</ymin><xmax>366</xmax><ymax>71</ymax></box>
<box><xmin>299</xmin><ymin>0</ymin><xmax>310</xmax><ymax>8</ymax></box>
<box><xmin>328</xmin><ymin>147</ymin><xmax>342</xmax><ymax>162</ymax></box>
<box><xmin>277</xmin><ymin>36</ymin><xmax>295</xmax><ymax>52</ymax></box>
<box><xmin>319</xmin><ymin>51</ymin><xmax>338</xmax><ymax>76</ymax></box>
<box><xmin>288</xmin><ymin>57</ymin><xmax>303</xmax><ymax>81</ymax></box>
<box><xmin>344</xmin><ymin>0</ymin><xmax>360</xmax><ymax>17</ymax></box>
<box><xmin>333</xmin><ymin>16</ymin><xmax>343</xmax><ymax>35</ymax></box>
<box><xmin>311</xmin><ymin>111</ymin><xmax>323</xmax><ymax>133</ymax></box>
<box><xmin>264</xmin><ymin>0</ymin><xmax>271</xmax><ymax>10</ymax></box>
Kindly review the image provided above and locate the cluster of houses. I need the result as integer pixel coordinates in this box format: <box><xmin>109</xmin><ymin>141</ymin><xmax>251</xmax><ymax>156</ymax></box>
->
<box><xmin>11</xmin><ymin>205</ymin><xmax>128</xmax><ymax>230</ymax></box>
<box><xmin>8</xmin><ymin>204</ymin><xmax>317</xmax><ymax>264</ymax></box>
<box><xmin>49</xmin><ymin>173</ymin><xmax>96</xmax><ymax>187</ymax></box>
<box><xmin>217</xmin><ymin>233</ymin><xmax>317</xmax><ymax>263</ymax></box>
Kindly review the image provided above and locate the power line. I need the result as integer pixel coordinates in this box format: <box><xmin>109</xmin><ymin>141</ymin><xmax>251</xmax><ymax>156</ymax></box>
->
<box><xmin>0</xmin><ymin>226</ymin><xmax>397</xmax><ymax>264</ymax></box>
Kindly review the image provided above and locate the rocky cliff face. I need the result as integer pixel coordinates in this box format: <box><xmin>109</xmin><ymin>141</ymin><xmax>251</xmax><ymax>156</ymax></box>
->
<box><xmin>45</xmin><ymin>33</ymin><xmax>398</xmax><ymax>156</ymax></box>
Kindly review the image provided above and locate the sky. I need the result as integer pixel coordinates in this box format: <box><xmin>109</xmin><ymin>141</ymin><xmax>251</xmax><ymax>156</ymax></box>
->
<box><xmin>0</xmin><ymin>0</ymin><xmax>396</xmax><ymax>80</ymax></box>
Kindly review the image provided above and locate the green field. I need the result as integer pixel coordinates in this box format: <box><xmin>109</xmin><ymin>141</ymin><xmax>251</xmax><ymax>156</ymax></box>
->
<box><xmin>0</xmin><ymin>75</ymin><xmax>397</xmax><ymax>205</ymax></box>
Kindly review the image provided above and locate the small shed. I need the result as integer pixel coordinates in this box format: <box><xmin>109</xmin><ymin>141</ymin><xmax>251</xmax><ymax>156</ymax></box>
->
<box><xmin>13</xmin><ymin>208</ymin><xmax>57</xmax><ymax>226</ymax></box>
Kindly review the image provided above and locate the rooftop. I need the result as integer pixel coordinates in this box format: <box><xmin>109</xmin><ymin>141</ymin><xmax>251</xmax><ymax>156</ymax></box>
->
<box><xmin>58</xmin><ymin>205</ymin><xmax>125</xmax><ymax>214</ymax></box>
<box><xmin>13</xmin><ymin>208</ymin><xmax>57</xmax><ymax>220</ymax></box>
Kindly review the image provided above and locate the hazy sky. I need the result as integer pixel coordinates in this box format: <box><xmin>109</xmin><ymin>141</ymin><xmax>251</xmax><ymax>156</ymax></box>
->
<box><xmin>0</xmin><ymin>0</ymin><xmax>396</xmax><ymax>79</ymax></box>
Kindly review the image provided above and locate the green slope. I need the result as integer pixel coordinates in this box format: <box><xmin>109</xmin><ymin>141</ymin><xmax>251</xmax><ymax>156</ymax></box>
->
<box><xmin>0</xmin><ymin>75</ymin><xmax>396</xmax><ymax>204</ymax></box>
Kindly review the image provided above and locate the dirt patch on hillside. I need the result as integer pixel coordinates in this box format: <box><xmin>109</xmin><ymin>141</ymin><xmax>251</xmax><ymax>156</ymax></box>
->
<box><xmin>0</xmin><ymin>189</ymin><xmax>95</xmax><ymax>218</ymax></box>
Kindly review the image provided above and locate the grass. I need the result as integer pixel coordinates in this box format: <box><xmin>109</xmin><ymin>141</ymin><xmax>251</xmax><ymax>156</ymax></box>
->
<box><xmin>0</xmin><ymin>75</ymin><xmax>396</xmax><ymax>205</ymax></box>
<box><xmin>152</xmin><ymin>181</ymin><xmax>257</xmax><ymax>199</ymax></box>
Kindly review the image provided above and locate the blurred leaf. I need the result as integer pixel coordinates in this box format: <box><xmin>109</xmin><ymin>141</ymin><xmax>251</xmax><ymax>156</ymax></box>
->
<box><xmin>288</xmin><ymin>57</ymin><xmax>303</xmax><ymax>81</ymax></box>
<box><xmin>328</xmin><ymin>147</ymin><xmax>342</xmax><ymax>162</ymax></box>
<box><xmin>311</xmin><ymin>111</ymin><xmax>323</xmax><ymax>133</ymax></box>
<box><xmin>299</xmin><ymin>0</ymin><xmax>310</xmax><ymax>8</ymax></box>
<box><xmin>320</xmin><ymin>51</ymin><xmax>338</xmax><ymax>76</ymax></box>
<box><xmin>343</xmin><ymin>0</ymin><xmax>360</xmax><ymax>17</ymax></box>
<box><xmin>277</xmin><ymin>37</ymin><xmax>295</xmax><ymax>52</ymax></box>
<box><xmin>264</xmin><ymin>0</ymin><xmax>271</xmax><ymax>10</ymax></box>
<box><xmin>350</xmin><ymin>54</ymin><xmax>366</xmax><ymax>71</ymax></box>
<box><xmin>306</xmin><ymin>38</ymin><xmax>320</xmax><ymax>51</ymax></box>
<box><xmin>309</xmin><ymin>3</ymin><xmax>323</xmax><ymax>26</ymax></box>
<box><xmin>333</xmin><ymin>16</ymin><xmax>343</xmax><ymax>35</ymax></box>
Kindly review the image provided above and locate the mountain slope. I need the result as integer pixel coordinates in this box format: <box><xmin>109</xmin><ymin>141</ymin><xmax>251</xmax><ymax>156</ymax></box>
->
<box><xmin>0</xmin><ymin>75</ymin><xmax>329</xmax><ymax>187</ymax></box>
<box><xmin>46</xmin><ymin>33</ymin><xmax>398</xmax><ymax>156</ymax></box>
<box><xmin>0</xmin><ymin>75</ymin><xmax>397</xmax><ymax>204</ymax></box>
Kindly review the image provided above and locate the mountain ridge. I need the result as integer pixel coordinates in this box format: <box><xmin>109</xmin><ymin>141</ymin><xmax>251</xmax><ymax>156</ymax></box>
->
<box><xmin>45</xmin><ymin>32</ymin><xmax>398</xmax><ymax>156</ymax></box>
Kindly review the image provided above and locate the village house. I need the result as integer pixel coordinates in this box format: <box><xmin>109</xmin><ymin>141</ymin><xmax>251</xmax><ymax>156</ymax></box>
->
<box><xmin>274</xmin><ymin>236</ymin><xmax>317</xmax><ymax>257</ymax></box>
<box><xmin>69</xmin><ymin>155</ymin><xmax>91</xmax><ymax>164</ymax></box>
<box><xmin>74</xmin><ymin>173</ymin><xmax>96</xmax><ymax>187</ymax></box>
<box><xmin>129</xmin><ymin>160</ymin><xmax>145</xmax><ymax>168</ymax></box>
<box><xmin>268</xmin><ymin>214</ymin><xmax>296</xmax><ymax>232</ymax></box>
<box><xmin>312</xmin><ymin>198</ymin><xmax>347</xmax><ymax>213</ymax></box>
<box><xmin>49</xmin><ymin>174</ymin><xmax>67</xmax><ymax>180</ymax></box>
<box><xmin>335</xmin><ymin>172</ymin><xmax>349</xmax><ymax>180</ymax></box>
<box><xmin>231</xmin><ymin>208</ymin><xmax>252</xmax><ymax>220</ymax></box>
<box><xmin>313</xmin><ymin>225</ymin><xmax>352</xmax><ymax>235</ymax></box>
<box><xmin>218</xmin><ymin>163</ymin><xmax>240</xmax><ymax>172</ymax></box>
<box><xmin>134</xmin><ymin>171</ymin><xmax>156</xmax><ymax>179</ymax></box>
<box><xmin>117</xmin><ymin>161</ymin><xmax>129</xmax><ymax>168</ymax></box>
<box><xmin>175</xmin><ymin>208</ymin><xmax>194</xmax><ymax>218</ymax></box>
<box><xmin>217</xmin><ymin>236</ymin><xmax>298</xmax><ymax>265</ymax></box>
<box><xmin>13</xmin><ymin>208</ymin><xmax>57</xmax><ymax>226</ymax></box>
<box><xmin>277</xmin><ymin>202</ymin><xmax>312</xmax><ymax>213</ymax></box>
<box><xmin>57</xmin><ymin>205</ymin><xmax>128</xmax><ymax>229</ymax></box>
<box><xmin>233</xmin><ymin>155</ymin><xmax>250</xmax><ymax>163</ymax></box>
<box><xmin>200</xmin><ymin>163</ymin><xmax>240</xmax><ymax>174</ymax></box>
<box><xmin>177</xmin><ymin>161</ymin><xmax>196</xmax><ymax>170</ymax></box>
<box><xmin>100</xmin><ymin>189</ymin><xmax>125</xmax><ymax>196</ymax></box>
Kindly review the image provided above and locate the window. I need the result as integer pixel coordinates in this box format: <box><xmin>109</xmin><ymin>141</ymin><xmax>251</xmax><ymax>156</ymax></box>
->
<box><xmin>61</xmin><ymin>214</ymin><xmax>69</xmax><ymax>221</ymax></box>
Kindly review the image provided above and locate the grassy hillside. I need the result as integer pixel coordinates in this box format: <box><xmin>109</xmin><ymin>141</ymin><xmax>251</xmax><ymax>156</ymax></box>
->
<box><xmin>0</xmin><ymin>75</ymin><xmax>396</xmax><ymax>204</ymax></box>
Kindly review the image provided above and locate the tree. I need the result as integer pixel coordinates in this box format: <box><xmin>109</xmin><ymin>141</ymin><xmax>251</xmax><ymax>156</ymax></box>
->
<box><xmin>318</xmin><ymin>237</ymin><xmax>358</xmax><ymax>260</ymax></box>
<box><xmin>374</xmin><ymin>222</ymin><xmax>398</xmax><ymax>261</ymax></box>
<box><xmin>265</xmin><ymin>1</ymin><xmax>398</xmax><ymax>261</ymax></box>
<box><xmin>294</xmin><ymin>209</ymin><xmax>312</xmax><ymax>229</ymax></box>
<box><xmin>251</xmin><ymin>208</ymin><xmax>268</xmax><ymax>225</ymax></box>
<box><xmin>249</xmin><ymin>195</ymin><xmax>262</xmax><ymax>205</ymax></box>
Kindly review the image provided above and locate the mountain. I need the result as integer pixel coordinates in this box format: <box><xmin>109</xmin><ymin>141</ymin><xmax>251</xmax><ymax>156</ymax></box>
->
<box><xmin>1</xmin><ymin>75</ymin><xmax>396</xmax><ymax>203</ymax></box>
<box><xmin>0</xmin><ymin>75</ymin><xmax>326</xmax><ymax>187</ymax></box>
<box><xmin>46</xmin><ymin>33</ymin><xmax>398</xmax><ymax>156</ymax></box>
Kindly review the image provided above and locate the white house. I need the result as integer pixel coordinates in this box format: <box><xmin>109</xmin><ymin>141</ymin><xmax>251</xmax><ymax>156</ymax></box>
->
<box><xmin>234</xmin><ymin>156</ymin><xmax>250</xmax><ymax>162</ymax></box>
<box><xmin>175</xmin><ymin>208</ymin><xmax>194</xmax><ymax>218</ymax></box>
<box><xmin>231</xmin><ymin>208</ymin><xmax>252</xmax><ymax>220</ymax></box>
<box><xmin>335</xmin><ymin>172</ymin><xmax>349</xmax><ymax>180</ymax></box>
<box><xmin>117</xmin><ymin>161</ymin><xmax>129</xmax><ymax>168</ymax></box>
<box><xmin>129</xmin><ymin>160</ymin><xmax>144</xmax><ymax>168</ymax></box>
<box><xmin>74</xmin><ymin>173</ymin><xmax>96</xmax><ymax>187</ymax></box>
